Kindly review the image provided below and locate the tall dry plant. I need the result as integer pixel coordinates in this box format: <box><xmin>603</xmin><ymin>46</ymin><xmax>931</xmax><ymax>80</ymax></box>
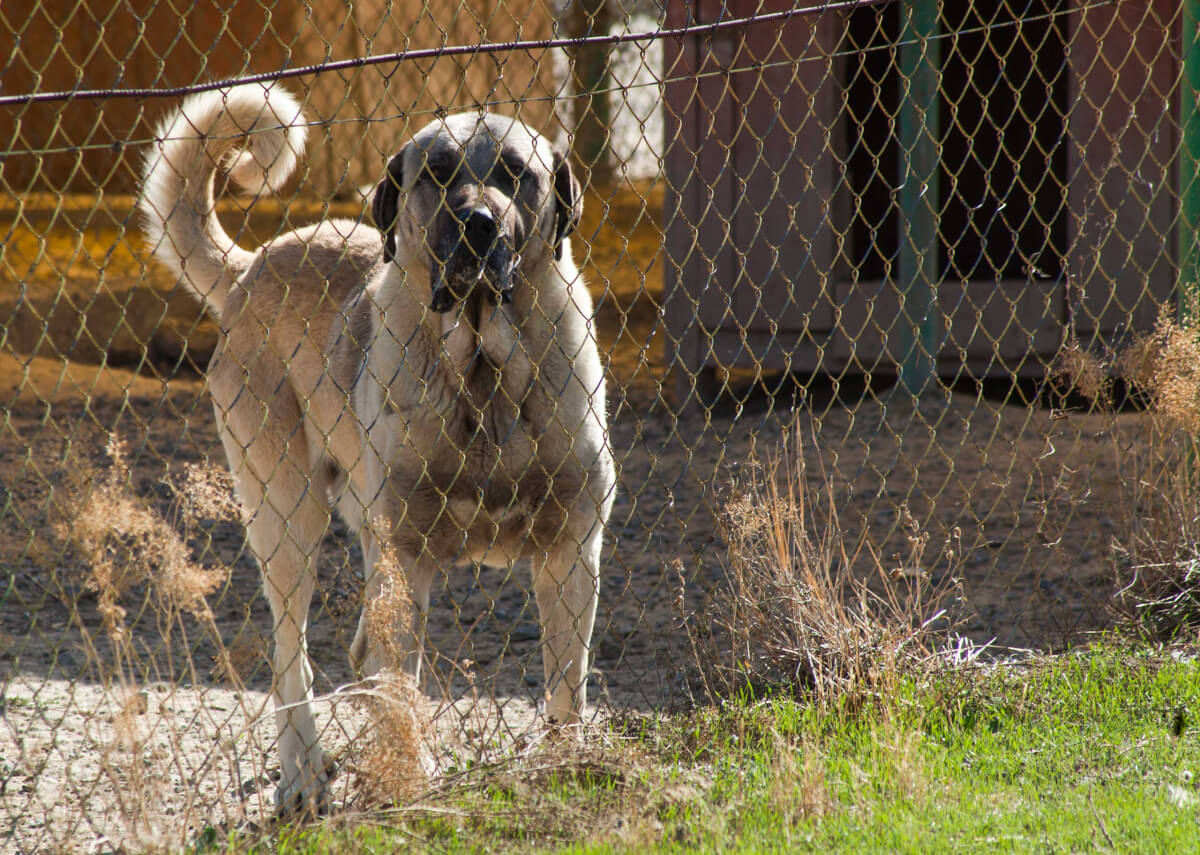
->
<box><xmin>64</xmin><ymin>439</ymin><xmax>232</xmax><ymax>632</ymax></box>
<box><xmin>1051</xmin><ymin>338</ymin><xmax>1113</xmax><ymax>409</ymax></box>
<box><xmin>347</xmin><ymin>544</ymin><xmax>429</xmax><ymax>808</ymax></box>
<box><xmin>690</xmin><ymin>422</ymin><xmax>960</xmax><ymax>708</ymax></box>
<box><xmin>1106</xmin><ymin>311</ymin><xmax>1200</xmax><ymax>637</ymax></box>
<box><xmin>56</xmin><ymin>435</ymin><xmax>253</xmax><ymax>846</ymax></box>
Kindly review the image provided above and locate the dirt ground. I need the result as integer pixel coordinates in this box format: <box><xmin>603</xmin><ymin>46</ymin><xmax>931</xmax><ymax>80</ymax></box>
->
<box><xmin>0</xmin><ymin>190</ymin><xmax>1145</xmax><ymax>850</ymax></box>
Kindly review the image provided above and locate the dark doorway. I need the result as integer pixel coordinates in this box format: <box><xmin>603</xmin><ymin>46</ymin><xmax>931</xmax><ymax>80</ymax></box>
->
<box><xmin>842</xmin><ymin>2</ymin><xmax>902</xmax><ymax>283</ymax></box>
<box><xmin>938</xmin><ymin>0</ymin><xmax>1069</xmax><ymax>281</ymax></box>
<box><xmin>843</xmin><ymin>1</ymin><xmax>1069</xmax><ymax>282</ymax></box>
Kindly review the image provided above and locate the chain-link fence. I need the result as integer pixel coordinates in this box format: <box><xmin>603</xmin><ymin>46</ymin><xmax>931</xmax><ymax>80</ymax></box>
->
<box><xmin>0</xmin><ymin>0</ymin><xmax>1193</xmax><ymax>848</ymax></box>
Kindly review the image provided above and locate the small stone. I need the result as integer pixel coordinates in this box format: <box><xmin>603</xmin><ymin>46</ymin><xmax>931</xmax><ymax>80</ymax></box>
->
<box><xmin>597</xmin><ymin>635</ymin><xmax>622</xmax><ymax>661</ymax></box>
<box><xmin>510</xmin><ymin>623</ymin><xmax>540</xmax><ymax>643</ymax></box>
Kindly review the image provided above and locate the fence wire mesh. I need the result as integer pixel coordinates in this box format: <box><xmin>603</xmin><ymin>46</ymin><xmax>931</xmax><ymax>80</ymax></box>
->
<box><xmin>0</xmin><ymin>0</ymin><xmax>1194</xmax><ymax>848</ymax></box>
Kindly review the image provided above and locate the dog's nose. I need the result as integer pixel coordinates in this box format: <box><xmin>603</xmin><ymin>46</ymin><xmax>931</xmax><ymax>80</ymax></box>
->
<box><xmin>461</xmin><ymin>207</ymin><xmax>498</xmax><ymax>256</ymax></box>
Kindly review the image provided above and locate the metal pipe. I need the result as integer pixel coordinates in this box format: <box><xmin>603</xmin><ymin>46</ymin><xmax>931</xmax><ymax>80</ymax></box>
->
<box><xmin>897</xmin><ymin>0</ymin><xmax>940</xmax><ymax>396</ymax></box>
<box><xmin>1181</xmin><ymin>0</ymin><xmax>1200</xmax><ymax>318</ymax></box>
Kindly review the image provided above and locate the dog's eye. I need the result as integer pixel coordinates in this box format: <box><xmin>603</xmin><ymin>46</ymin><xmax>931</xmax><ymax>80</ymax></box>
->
<box><xmin>422</xmin><ymin>159</ymin><xmax>456</xmax><ymax>187</ymax></box>
<box><xmin>495</xmin><ymin>159</ymin><xmax>532</xmax><ymax>196</ymax></box>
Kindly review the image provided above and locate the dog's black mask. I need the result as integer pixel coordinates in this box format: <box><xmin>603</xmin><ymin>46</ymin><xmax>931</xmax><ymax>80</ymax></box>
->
<box><xmin>427</xmin><ymin>206</ymin><xmax>519</xmax><ymax>313</ymax></box>
<box><xmin>371</xmin><ymin>130</ymin><xmax>582</xmax><ymax>314</ymax></box>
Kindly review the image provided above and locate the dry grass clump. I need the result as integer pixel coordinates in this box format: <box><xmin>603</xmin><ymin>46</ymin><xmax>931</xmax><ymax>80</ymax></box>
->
<box><xmin>689</xmin><ymin>421</ymin><xmax>960</xmax><ymax>707</ymax></box>
<box><xmin>1108</xmin><ymin>314</ymin><xmax>1200</xmax><ymax>637</ymax></box>
<box><xmin>1057</xmin><ymin>311</ymin><xmax>1200</xmax><ymax>637</ymax></box>
<box><xmin>349</xmin><ymin>669</ymin><xmax>429</xmax><ymax>808</ymax></box>
<box><xmin>168</xmin><ymin>462</ymin><xmax>246</xmax><ymax>527</ymax></box>
<box><xmin>768</xmin><ymin>738</ymin><xmax>834</xmax><ymax>822</ymax></box>
<box><xmin>1134</xmin><ymin>312</ymin><xmax>1200</xmax><ymax>434</ymax></box>
<box><xmin>63</xmin><ymin>437</ymin><xmax>231</xmax><ymax>634</ymax></box>
<box><xmin>1052</xmin><ymin>338</ymin><xmax>1112</xmax><ymax>408</ymax></box>
<box><xmin>347</xmin><ymin>546</ymin><xmax>430</xmax><ymax>808</ymax></box>
<box><xmin>370</xmin><ymin>742</ymin><xmax>672</xmax><ymax>849</ymax></box>
<box><xmin>54</xmin><ymin>435</ymin><xmax>247</xmax><ymax>847</ymax></box>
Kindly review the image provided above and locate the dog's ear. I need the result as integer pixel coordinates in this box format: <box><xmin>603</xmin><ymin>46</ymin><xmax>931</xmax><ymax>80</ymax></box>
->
<box><xmin>552</xmin><ymin>151</ymin><xmax>583</xmax><ymax>262</ymax></box>
<box><xmin>372</xmin><ymin>151</ymin><xmax>406</xmax><ymax>263</ymax></box>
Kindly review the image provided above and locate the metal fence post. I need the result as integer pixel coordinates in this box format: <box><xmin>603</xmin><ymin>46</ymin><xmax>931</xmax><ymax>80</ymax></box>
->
<box><xmin>1182</xmin><ymin>0</ymin><xmax>1200</xmax><ymax>318</ymax></box>
<box><xmin>897</xmin><ymin>0</ymin><xmax>940</xmax><ymax>395</ymax></box>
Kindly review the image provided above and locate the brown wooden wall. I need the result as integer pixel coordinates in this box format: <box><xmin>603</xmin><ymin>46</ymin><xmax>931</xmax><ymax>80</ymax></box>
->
<box><xmin>291</xmin><ymin>0</ymin><xmax>560</xmax><ymax>197</ymax></box>
<box><xmin>0</xmin><ymin>0</ymin><xmax>558</xmax><ymax>198</ymax></box>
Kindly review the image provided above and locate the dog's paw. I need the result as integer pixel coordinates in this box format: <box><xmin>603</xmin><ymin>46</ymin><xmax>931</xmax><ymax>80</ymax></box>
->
<box><xmin>273</xmin><ymin>759</ymin><xmax>336</xmax><ymax>819</ymax></box>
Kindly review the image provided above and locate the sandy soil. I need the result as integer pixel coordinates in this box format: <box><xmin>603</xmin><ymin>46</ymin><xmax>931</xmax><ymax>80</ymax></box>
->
<box><xmin>0</xmin><ymin>191</ymin><xmax>1143</xmax><ymax>851</ymax></box>
<box><xmin>0</xmin><ymin>348</ymin><xmax>1138</xmax><ymax>850</ymax></box>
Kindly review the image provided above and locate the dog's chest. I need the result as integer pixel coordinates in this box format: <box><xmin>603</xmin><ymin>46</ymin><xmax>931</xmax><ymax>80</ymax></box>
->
<box><xmin>453</xmin><ymin>353</ymin><xmax>532</xmax><ymax>466</ymax></box>
<box><xmin>403</xmin><ymin>352</ymin><xmax>557</xmax><ymax>520</ymax></box>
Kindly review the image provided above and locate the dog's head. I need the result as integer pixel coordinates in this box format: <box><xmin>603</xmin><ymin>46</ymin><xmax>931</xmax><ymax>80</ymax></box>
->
<box><xmin>371</xmin><ymin>113</ymin><xmax>582</xmax><ymax>314</ymax></box>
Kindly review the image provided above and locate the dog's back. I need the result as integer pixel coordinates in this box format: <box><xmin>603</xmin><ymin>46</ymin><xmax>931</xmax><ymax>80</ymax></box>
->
<box><xmin>139</xmin><ymin>86</ymin><xmax>382</xmax><ymax>484</ymax></box>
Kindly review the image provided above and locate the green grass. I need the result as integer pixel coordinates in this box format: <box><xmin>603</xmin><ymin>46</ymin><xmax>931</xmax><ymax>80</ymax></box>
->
<box><xmin>230</xmin><ymin>648</ymin><xmax>1200</xmax><ymax>853</ymax></box>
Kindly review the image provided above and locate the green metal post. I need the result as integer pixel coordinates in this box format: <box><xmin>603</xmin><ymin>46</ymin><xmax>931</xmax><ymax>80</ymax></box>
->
<box><xmin>897</xmin><ymin>0</ymin><xmax>940</xmax><ymax>396</ymax></box>
<box><xmin>1181</xmin><ymin>0</ymin><xmax>1200</xmax><ymax>318</ymax></box>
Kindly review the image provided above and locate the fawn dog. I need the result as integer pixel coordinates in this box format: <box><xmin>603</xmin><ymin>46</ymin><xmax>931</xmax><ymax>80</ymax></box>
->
<box><xmin>140</xmin><ymin>84</ymin><xmax>613</xmax><ymax>813</ymax></box>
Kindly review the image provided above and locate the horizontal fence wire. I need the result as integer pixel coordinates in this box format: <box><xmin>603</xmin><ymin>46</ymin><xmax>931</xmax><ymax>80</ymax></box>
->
<box><xmin>0</xmin><ymin>0</ymin><xmax>1110</xmax><ymax>112</ymax></box>
<box><xmin>0</xmin><ymin>0</ymin><xmax>1113</xmax><ymax>163</ymax></box>
<box><xmin>0</xmin><ymin>0</ymin><xmax>892</xmax><ymax>107</ymax></box>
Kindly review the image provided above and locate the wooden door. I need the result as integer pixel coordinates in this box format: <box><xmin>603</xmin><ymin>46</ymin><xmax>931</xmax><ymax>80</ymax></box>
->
<box><xmin>1068</xmin><ymin>0</ymin><xmax>1177</xmax><ymax>345</ymax></box>
<box><xmin>663</xmin><ymin>0</ymin><xmax>839</xmax><ymax>388</ymax></box>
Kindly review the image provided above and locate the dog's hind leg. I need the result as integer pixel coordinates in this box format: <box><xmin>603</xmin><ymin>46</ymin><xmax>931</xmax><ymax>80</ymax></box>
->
<box><xmin>223</xmin><ymin>428</ymin><xmax>334</xmax><ymax>816</ymax></box>
<box><xmin>532</xmin><ymin>523</ymin><xmax>602</xmax><ymax>727</ymax></box>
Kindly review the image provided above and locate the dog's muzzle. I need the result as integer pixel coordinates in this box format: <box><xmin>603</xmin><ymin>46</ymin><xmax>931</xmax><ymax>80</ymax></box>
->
<box><xmin>431</xmin><ymin>207</ymin><xmax>519</xmax><ymax>314</ymax></box>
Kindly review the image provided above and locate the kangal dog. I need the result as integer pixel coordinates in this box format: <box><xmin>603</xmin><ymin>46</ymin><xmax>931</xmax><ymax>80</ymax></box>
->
<box><xmin>139</xmin><ymin>84</ymin><xmax>614</xmax><ymax>813</ymax></box>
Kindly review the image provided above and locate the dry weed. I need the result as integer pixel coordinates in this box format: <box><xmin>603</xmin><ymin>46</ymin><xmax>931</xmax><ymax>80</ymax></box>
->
<box><xmin>769</xmin><ymin>738</ymin><xmax>834</xmax><ymax>822</ymax></box>
<box><xmin>1113</xmin><ymin>330</ymin><xmax>1160</xmax><ymax>392</ymax></box>
<box><xmin>404</xmin><ymin>742</ymin><xmax>661</xmax><ymax>848</ymax></box>
<box><xmin>691</xmin><ymin>420</ymin><xmax>960</xmax><ymax>706</ymax></box>
<box><xmin>64</xmin><ymin>436</ymin><xmax>228</xmax><ymax>626</ymax></box>
<box><xmin>98</xmin><ymin>688</ymin><xmax>168</xmax><ymax>850</ymax></box>
<box><xmin>211</xmin><ymin>632</ymin><xmax>266</xmax><ymax>685</ymax></box>
<box><xmin>349</xmin><ymin>546</ymin><xmax>430</xmax><ymax>807</ymax></box>
<box><xmin>1063</xmin><ymin>314</ymin><xmax>1200</xmax><ymax>637</ymax></box>
<box><xmin>54</xmin><ymin>435</ymin><xmax>257</xmax><ymax>846</ymax></box>
<box><xmin>1052</xmin><ymin>338</ymin><xmax>1112</xmax><ymax>407</ymax></box>
<box><xmin>1107</xmin><ymin>313</ymin><xmax>1200</xmax><ymax>635</ymax></box>
<box><xmin>877</xmin><ymin>723</ymin><xmax>928</xmax><ymax>803</ymax></box>
<box><xmin>1140</xmin><ymin>311</ymin><xmax>1200</xmax><ymax>434</ymax></box>
<box><xmin>169</xmin><ymin>462</ymin><xmax>246</xmax><ymax>527</ymax></box>
<box><xmin>842</xmin><ymin>722</ymin><xmax>930</xmax><ymax>812</ymax></box>
<box><xmin>350</xmin><ymin>670</ymin><xmax>429</xmax><ymax>808</ymax></box>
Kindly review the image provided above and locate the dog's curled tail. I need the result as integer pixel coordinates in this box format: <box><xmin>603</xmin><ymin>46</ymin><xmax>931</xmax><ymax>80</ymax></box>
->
<box><xmin>139</xmin><ymin>83</ymin><xmax>308</xmax><ymax>316</ymax></box>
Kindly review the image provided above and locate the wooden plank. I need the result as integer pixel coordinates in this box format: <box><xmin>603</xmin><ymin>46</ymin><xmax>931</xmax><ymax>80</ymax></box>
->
<box><xmin>833</xmin><ymin>279</ymin><xmax>1064</xmax><ymax>368</ymax></box>
<box><xmin>1068</xmin><ymin>0</ymin><xmax>1177</xmax><ymax>339</ymax></box>
<box><xmin>708</xmin><ymin>329</ymin><xmax>832</xmax><ymax>374</ymax></box>
<box><xmin>0</xmin><ymin>0</ymin><xmax>284</xmax><ymax>195</ymax></box>
<box><xmin>726</xmin><ymin>2</ymin><xmax>838</xmax><ymax>335</ymax></box>
<box><xmin>663</xmin><ymin>0</ymin><xmax>736</xmax><ymax>398</ymax></box>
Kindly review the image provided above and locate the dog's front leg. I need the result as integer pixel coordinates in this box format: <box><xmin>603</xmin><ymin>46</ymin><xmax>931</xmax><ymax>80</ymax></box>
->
<box><xmin>350</xmin><ymin>537</ymin><xmax>438</xmax><ymax>688</ymax></box>
<box><xmin>532</xmin><ymin>524</ymin><xmax>602</xmax><ymax>727</ymax></box>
